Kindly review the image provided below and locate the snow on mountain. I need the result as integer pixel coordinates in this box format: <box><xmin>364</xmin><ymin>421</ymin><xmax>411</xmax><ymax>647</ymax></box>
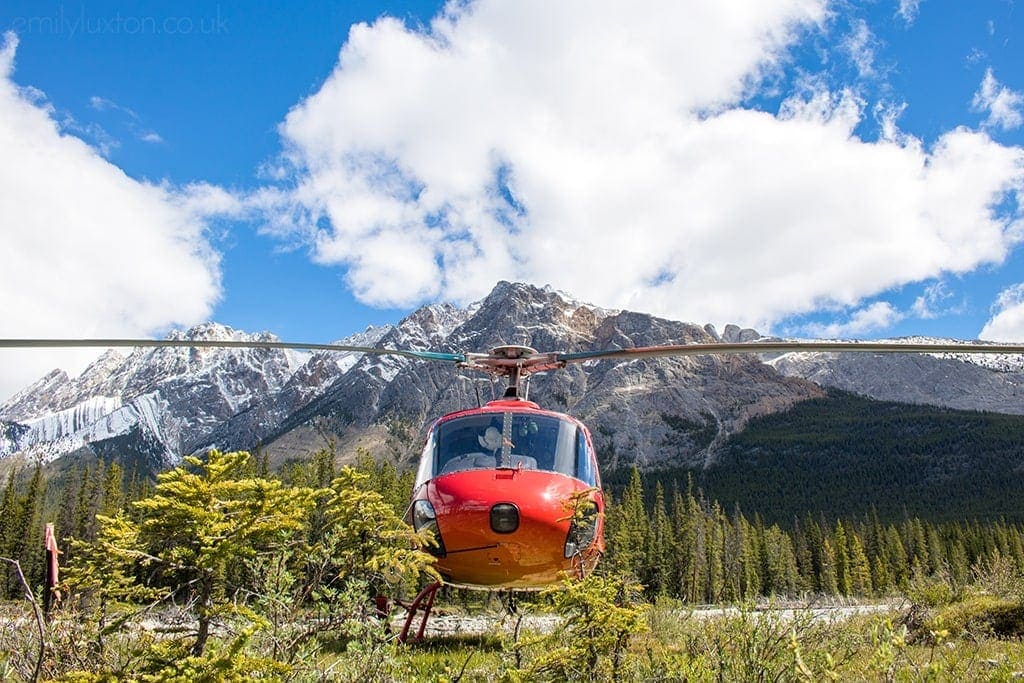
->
<box><xmin>0</xmin><ymin>323</ymin><xmax>309</xmax><ymax>467</ymax></box>
<box><xmin>768</xmin><ymin>336</ymin><xmax>1024</xmax><ymax>415</ymax></box>
<box><xmin>880</xmin><ymin>336</ymin><xmax>1024</xmax><ymax>373</ymax></box>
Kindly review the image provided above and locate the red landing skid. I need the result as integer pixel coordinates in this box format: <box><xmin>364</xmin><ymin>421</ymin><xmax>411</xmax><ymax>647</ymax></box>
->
<box><xmin>398</xmin><ymin>581</ymin><xmax>442</xmax><ymax>644</ymax></box>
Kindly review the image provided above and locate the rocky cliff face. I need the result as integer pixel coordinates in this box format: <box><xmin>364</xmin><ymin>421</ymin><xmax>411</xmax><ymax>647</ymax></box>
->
<box><xmin>2</xmin><ymin>282</ymin><xmax>1021</xmax><ymax>475</ymax></box>
<box><xmin>0</xmin><ymin>323</ymin><xmax>313</xmax><ymax>469</ymax></box>
<box><xmin>255</xmin><ymin>282</ymin><xmax>822</xmax><ymax>470</ymax></box>
<box><xmin>768</xmin><ymin>346</ymin><xmax>1024</xmax><ymax>415</ymax></box>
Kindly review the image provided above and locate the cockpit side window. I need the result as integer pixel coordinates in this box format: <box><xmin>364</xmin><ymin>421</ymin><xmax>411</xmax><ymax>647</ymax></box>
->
<box><xmin>413</xmin><ymin>431</ymin><xmax>436</xmax><ymax>489</ymax></box>
<box><xmin>575</xmin><ymin>428</ymin><xmax>596</xmax><ymax>486</ymax></box>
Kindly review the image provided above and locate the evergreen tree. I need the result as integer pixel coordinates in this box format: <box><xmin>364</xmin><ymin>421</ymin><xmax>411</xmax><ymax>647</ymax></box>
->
<box><xmin>606</xmin><ymin>467</ymin><xmax>649</xmax><ymax>576</ymax></box>
<box><xmin>0</xmin><ymin>468</ymin><xmax>17</xmax><ymax>561</ymax></box>
<box><xmin>791</xmin><ymin>518</ymin><xmax>814</xmax><ymax>593</ymax></box>
<box><xmin>834</xmin><ymin>521</ymin><xmax>851</xmax><ymax>595</ymax></box>
<box><xmin>871</xmin><ymin>553</ymin><xmax>891</xmax><ymax>595</ymax></box>
<box><xmin>80</xmin><ymin>450</ymin><xmax>318</xmax><ymax>655</ymax></box>
<box><xmin>884</xmin><ymin>526</ymin><xmax>910</xmax><ymax>589</ymax></box>
<box><xmin>818</xmin><ymin>538</ymin><xmax>839</xmax><ymax>595</ymax></box>
<box><xmin>846</xmin><ymin>528</ymin><xmax>873</xmax><ymax>596</ymax></box>
<box><xmin>9</xmin><ymin>463</ymin><xmax>45</xmax><ymax>597</ymax></box>
<box><xmin>99</xmin><ymin>461</ymin><xmax>125</xmax><ymax>517</ymax></box>
<box><xmin>645</xmin><ymin>482</ymin><xmax>673</xmax><ymax>595</ymax></box>
<box><xmin>705</xmin><ymin>502</ymin><xmax>726</xmax><ymax>602</ymax></box>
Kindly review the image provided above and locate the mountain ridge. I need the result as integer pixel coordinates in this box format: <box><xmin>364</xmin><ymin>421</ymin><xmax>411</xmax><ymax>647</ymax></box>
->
<box><xmin>1</xmin><ymin>282</ymin><xmax>1022</xmax><ymax>475</ymax></box>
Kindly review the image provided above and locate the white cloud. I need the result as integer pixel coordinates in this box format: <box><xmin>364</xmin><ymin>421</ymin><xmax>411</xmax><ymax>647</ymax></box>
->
<box><xmin>803</xmin><ymin>301</ymin><xmax>904</xmax><ymax>338</ymax></box>
<box><xmin>972</xmin><ymin>68</ymin><xmax>1024</xmax><ymax>131</ymax></box>
<box><xmin>896</xmin><ymin>0</ymin><xmax>923</xmax><ymax>26</ymax></box>
<box><xmin>980</xmin><ymin>283</ymin><xmax>1024</xmax><ymax>341</ymax></box>
<box><xmin>842</xmin><ymin>19</ymin><xmax>876</xmax><ymax>77</ymax></box>
<box><xmin>261</xmin><ymin>0</ymin><xmax>1024</xmax><ymax>338</ymax></box>
<box><xmin>88</xmin><ymin>94</ymin><xmax>164</xmax><ymax>145</ymax></box>
<box><xmin>0</xmin><ymin>32</ymin><xmax>228</xmax><ymax>401</ymax></box>
<box><xmin>911</xmin><ymin>281</ymin><xmax>963</xmax><ymax>319</ymax></box>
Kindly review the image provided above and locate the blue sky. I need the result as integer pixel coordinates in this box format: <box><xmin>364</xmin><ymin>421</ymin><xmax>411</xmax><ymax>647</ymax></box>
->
<box><xmin>0</xmin><ymin>0</ymin><xmax>1022</xmax><ymax>398</ymax></box>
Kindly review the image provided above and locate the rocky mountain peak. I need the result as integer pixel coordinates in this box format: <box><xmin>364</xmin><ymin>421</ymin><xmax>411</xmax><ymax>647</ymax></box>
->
<box><xmin>3</xmin><ymin>281</ymin><xmax>1023</xmax><ymax>475</ymax></box>
<box><xmin>0</xmin><ymin>368</ymin><xmax>71</xmax><ymax>422</ymax></box>
<box><xmin>722</xmin><ymin>324</ymin><xmax>762</xmax><ymax>343</ymax></box>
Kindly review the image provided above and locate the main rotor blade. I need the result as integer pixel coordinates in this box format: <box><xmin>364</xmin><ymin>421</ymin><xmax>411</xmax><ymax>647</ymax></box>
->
<box><xmin>0</xmin><ymin>338</ymin><xmax>466</xmax><ymax>363</ymax></box>
<box><xmin>556</xmin><ymin>340</ymin><xmax>1024</xmax><ymax>364</ymax></box>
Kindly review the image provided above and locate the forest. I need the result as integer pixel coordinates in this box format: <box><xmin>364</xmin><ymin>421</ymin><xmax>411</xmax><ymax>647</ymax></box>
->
<box><xmin>2</xmin><ymin>442</ymin><xmax>1024</xmax><ymax>679</ymax></box>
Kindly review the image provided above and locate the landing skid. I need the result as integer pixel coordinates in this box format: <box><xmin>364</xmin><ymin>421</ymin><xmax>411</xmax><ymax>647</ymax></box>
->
<box><xmin>398</xmin><ymin>581</ymin><xmax>442</xmax><ymax>644</ymax></box>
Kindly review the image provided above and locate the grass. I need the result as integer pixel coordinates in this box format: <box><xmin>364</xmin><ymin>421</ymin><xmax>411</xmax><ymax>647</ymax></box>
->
<box><xmin>391</xmin><ymin>602</ymin><xmax>1024</xmax><ymax>682</ymax></box>
<box><xmin>6</xmin><ymin>594</ymin><xmax>1024</xmax><ymax>680</ymax></box>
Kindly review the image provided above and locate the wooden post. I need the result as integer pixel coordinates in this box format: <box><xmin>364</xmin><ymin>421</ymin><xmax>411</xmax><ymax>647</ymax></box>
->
<box><xmin>43</xmin><ymin>523</ymin><xmax>60</xmax><ymax>615</ymax></box>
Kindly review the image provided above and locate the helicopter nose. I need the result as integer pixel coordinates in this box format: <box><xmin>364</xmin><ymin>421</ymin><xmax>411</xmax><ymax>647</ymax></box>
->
<box><xmin>425</xmin><ymin>468</ymin><xmax>599</xmax><ymax>588</ymax></box>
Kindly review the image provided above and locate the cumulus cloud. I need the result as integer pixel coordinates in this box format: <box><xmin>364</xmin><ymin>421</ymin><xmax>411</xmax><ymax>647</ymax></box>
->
<box><xmin>802</xmin><ymin>301</ymin><xmax>904</xmax><ymax>338</ymax></box>
<box><xmin>980</xmin><ymin>283</ymin><xmax>1024</xmax><ymax>341</ymax></box>
<box><xmin>261</xmin><ymin>0</ymin><xmax>1024</xmax><ymax>338</ymax></box>
<box><xmin>0</xmin><ymin>32</ymin><xmax>228</xmax><ymax>400</ymax></box>
<box><xmin>972</xmin><ymin>68</ymin><xmax>1024</xmax><ymax>131</ymax></box>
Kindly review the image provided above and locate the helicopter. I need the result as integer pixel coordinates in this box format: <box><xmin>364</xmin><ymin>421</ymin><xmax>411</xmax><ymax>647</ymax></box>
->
<box><xmin>4</xmin><ymin>335</ymin><xmax>1024</xmax><ymax>638</ymax></box>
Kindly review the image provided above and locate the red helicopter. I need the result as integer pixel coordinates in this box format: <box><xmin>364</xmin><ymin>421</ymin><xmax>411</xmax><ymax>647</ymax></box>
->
<box><xmin>4</xmin><ymin>336</ymin><xmax>1024</xmax><ymax>638</ymax></box>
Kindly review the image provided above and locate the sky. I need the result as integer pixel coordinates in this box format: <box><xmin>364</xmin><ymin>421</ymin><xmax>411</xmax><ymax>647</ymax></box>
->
<box><xmin>0</xmin><ymin>0</ymin><xmax>1023</xmax><ymax>401</ymax></box>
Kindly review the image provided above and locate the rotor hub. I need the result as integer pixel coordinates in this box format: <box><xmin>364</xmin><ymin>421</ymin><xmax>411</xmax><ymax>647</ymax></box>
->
<box><xmin>489</xmin><ymin>345</ymin><xmax>538</xmax><ymax>360</ymax></box>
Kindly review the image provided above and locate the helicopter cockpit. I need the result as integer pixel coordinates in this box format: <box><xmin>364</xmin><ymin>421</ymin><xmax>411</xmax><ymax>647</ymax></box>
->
<box><xmin>415</xmin><ymin>411</ymin><xmax>598</xmax><ymax>487</ymax></box>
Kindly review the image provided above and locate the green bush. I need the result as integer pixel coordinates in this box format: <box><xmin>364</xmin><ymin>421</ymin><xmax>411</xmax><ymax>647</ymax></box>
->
<box><xmin>935</xmin><ymin>595</ymin><xmax>1024</xmax><ymax>640</ymax></box>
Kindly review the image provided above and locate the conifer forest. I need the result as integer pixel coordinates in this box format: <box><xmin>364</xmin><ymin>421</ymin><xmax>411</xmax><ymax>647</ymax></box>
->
<box><xmin>3</xmin><ymin>447</ymin><xmax>1024</xmax><ymax>680</ymax></box>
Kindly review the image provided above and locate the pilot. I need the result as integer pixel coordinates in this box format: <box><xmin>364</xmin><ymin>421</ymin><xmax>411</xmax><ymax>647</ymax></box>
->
<box><xmin>478</xmin><ymin>426</ymin><xmax>503</xmax><ymax>454</ymax></box>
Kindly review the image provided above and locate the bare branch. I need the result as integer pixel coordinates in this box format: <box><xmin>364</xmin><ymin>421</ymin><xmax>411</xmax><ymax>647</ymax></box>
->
<box><xmin>1</xmin><ymin>556</ymin><xmax>46</xmax><ymax>683</ymax></box>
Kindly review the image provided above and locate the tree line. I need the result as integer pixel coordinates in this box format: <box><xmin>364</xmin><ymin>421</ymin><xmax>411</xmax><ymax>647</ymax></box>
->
<box><xmin>604</xmin><ymin>467</ymin><xmax>1024</xmax><ymax>603</ymax></box>
<box><xmin>3</xmin><ymin>452</ymin><xmax>1024</xmax><ymax>606</ymax></box>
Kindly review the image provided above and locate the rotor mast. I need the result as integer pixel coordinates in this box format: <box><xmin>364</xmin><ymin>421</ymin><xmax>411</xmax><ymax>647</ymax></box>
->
<box><xmin>460</xmin><ymin>345</ymin><xmax>562</xmax><ymax>399</ymax></box>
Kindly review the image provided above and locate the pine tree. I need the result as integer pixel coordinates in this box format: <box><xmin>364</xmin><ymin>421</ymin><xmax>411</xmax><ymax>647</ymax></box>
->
<box><xmin>72</xmin><ymin>464</ymin><xmax>94</xmax><ymax>541</ymax></box>
<box><xmin>818</xmin><ymin>538</ymin><xmax>839</xmax><ymax>595</ymax></box>
<box><xmin>833</xmin><ymin>521</ymin><xmax>851</xmax><ymax>595</ymax></box>
<box><xmin>12</xmin><ymin>463</ymin><xmax>45</xmax><ymax>597</ymax></box>
<box><xmin>645</xmin><ymin>482</ymin><xmax>673</xmax><ymax>595</ymax></box>
<box><xmin>671</xmin><ymin>482</ymin><xmax>700</xmax><ymax>602</ymax></box>
<box><xmin>606</xmin><ymin>467</ymin><xmax>648</xmax><ymax>576</ymax></box>
<box><xmin>871</xmin><ymin>553</ymin><xmax>891</xmax><ymax>595</ymax></box>
<box><xmin>0</xmin><ymin>468</ymin><xmax>17</xmax><ymax>561</ymax></box>
<box><xmin>705</xmin><ymin>502</ymin><xmax>726</xmax><ymax>602</ymax></box>
<box><xmin>791</xmin><ymin>518</ymin><xmax>814</xmax><ymax>593</ymax></box>
<box><xmin>762</xmin><ymin>526</ymin><xmax>799</xmax><ymax>596</ymax></box>
<box><xmin>79</xmin><ymin>450</ymin><xmax>318</xmax><ymax>655</ymax></box>
<box><xmin>99</xmin><ymin>461</ymin><xmax>124</xmax><ymax>517</ymax></box>
<box><xmin>883</xmin><ymin>526</ymin><xmax>910</xmax><ymax>589</ymax></box>
<box><xmin>846</xmin><ymin>528</ymin><xmax>873</xmax><ymax>596</ymax></box>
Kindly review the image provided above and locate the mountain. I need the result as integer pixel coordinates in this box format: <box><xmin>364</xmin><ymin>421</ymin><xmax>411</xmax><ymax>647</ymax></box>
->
<box><xmin>767</xmin><ymin>338</ymin><xmax>1024</xmax><ymax>415</ymax></box>
<box><xmin>248</xmin><ymin>282</ymin><xmax>826</xmax><ymax>471</ymax></box>
<box><xmin>684</xmin><ymin>390</ymin><xmax>1024</xmax><ymax>524</ymax></box>
<box><xmin>0</xmin><ymin>323</ymin><xmax>318</xmax><ymax>470</ymax></box>
<box><xmin>1</xmin><ymin>282</ymin><xmax>1022</xmax><ymax>480</ymax></box>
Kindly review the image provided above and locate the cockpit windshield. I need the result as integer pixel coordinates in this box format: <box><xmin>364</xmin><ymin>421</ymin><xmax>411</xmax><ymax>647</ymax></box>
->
<box><xmin>427</xmin><ymin>412</ymin><xmax>589</xmax><ymax>481</ymax></box>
